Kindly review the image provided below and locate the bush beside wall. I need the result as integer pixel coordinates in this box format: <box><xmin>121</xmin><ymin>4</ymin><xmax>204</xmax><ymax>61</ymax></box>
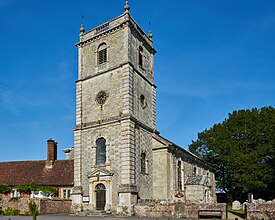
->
<box><xmin>0</xmin><ymin>198</ymin><xmax>71</xmax><ymax>215</ymax></box>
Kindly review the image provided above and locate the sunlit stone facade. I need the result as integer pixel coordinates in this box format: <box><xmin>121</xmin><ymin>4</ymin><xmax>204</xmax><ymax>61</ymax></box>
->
<box><xmin>72</xmin><ymin>3</ymin><xmax>216</xmax><ymax>215</ymax></box>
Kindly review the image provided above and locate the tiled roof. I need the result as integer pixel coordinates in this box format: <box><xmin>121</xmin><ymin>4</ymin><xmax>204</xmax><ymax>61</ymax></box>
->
<box><xmin>0</xmin><ymin>160</ymin><xmax>74</xmax><ymax>186</ymax></box>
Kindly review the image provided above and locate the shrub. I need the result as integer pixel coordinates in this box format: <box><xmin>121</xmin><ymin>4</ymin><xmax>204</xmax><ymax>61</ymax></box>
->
<box><xmin>29</xmin><ymin>201</ymin><xmax>39</xmax><ymax>216</ymax></box>
<box><xmin>0</xmin><ymin>185</ymin><xmax>12</xmax><ymax>194</ymax></box>
<box><xmin>3</xmin><ymin>207</ymin><xmax>20</xmax><ymax>216</ymax></box>
<box><xmin>17</xmin><ymin>184</ymin><xmax>57</xmax><ymax>195</ymax></box>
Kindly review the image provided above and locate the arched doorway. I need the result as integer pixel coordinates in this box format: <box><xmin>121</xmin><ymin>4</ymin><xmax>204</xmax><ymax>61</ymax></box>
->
<box><xmin>95</xmin><ymin>183</ymin><xmax>106</xmax><ymax>210</ymax></box>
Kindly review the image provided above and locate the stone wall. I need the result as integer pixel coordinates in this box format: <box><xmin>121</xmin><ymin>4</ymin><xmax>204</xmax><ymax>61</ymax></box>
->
<box><xmin>185</xmin><ymin>185</ymin><xmax>205</xmax><ymax>203</ymax></box>
<box><xmin>134</xmin><ymin>201</ymin><xmax>226</xmax><ymax>219</ymax></box>
<box><xmin>152</xmin><ymin>145</ymin><xmax>170</xmax><ymax>199</ymax></box>
<box><xmin>0</xmin><ymin>198</ymin><xmax>39</xmax><ymax>215</ymax></box>
<box><xmin>246</xmin><ymin>200</ymin><xmax>275</xmax><ymax>220</ymax></box>
<box><xmin>40</xmin><ymin>199</ymin><xmax>72</xmax><ymax>214</ymax></box>
<box><xmin>0</xmin><ymin>198</ymin><xmax>71</xmax><ymax>215</ymax></box>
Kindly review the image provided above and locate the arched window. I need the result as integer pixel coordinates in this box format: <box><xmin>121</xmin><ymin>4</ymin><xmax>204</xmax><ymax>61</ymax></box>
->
<box><xmin>96</xmin><ymin>183</ymin><xmax>106</xmax><ymax>191</ymax></box>
<box><xmin>140</xmin><ymin>94</ymin><xmax>147</xmax><ymax>109</ymax></box>
<box><xmin>204</xmin><ymin>190</ymin><xmax>208</xmax><ymax>203</ymax></box>
<box><xmin>138</xmin><ymin>46</ymin><xmax>143</xmax><ymax>68</ymax></box>
<box><xmin>98</xmin><ymin>43</ymin><xmax>107</xmax><ymax>65</ymax></box>
<box><xmin>177</xmin><ymin>161</ymin><xmax>182</xmax><ymax>190</ymax></box>
<box><xmin>96</xmin><ymin>138</ymin><xmax>106</xmax><ymax>165</ymax></box>
<box><xmin>193</xmin><ymin>166</ymin><xmax>197</xmax><ymax>176</ymax></box>
<box><xmin>140</xmin><ymin>94</ymin><xmax>145</xmax><ymax>106</ymax></box>
<box><xmin>141</xmin><ymin>153</ymin><xmax>146</xmax><ymax>174</ymax></box>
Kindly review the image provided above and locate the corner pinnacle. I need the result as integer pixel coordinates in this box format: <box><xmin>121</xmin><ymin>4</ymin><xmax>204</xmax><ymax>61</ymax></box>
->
<box><xmin>124</xmin><ymin>1</ymin><xmax>130</xmax><ymax>13</ymax></box>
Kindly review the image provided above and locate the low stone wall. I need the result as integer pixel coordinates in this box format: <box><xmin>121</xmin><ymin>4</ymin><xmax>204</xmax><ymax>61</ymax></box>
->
<box><xmin>246</xmin><ymin>201</ymin><xmax>275</xmax><ymax>220</ymax></box>
<box><xmin>0</xmin><ymin>198</ymin><xmax>72</xmax><ymax>215</ymax></box>
<box><xmin>0</xmin><ymin>198</ymin><xmax>38</xmax><ymax>214</ymax></box>
<box><xmin>134</xmin><ymin>200</ymin><xmax>226</xmax><ymax>219</ymax></box>
<box><xmin>39</xmin><ymin>199</ymin><xmax>72</xmax><ymax>214</ymax></box>
<box><xmin>134</xmin><ymin>203</ymin><xmax>173</xmax><ymax>218</ymax></box>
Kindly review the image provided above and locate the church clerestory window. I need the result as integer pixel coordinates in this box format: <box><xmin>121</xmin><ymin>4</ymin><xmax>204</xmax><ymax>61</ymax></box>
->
<box><xmin>98</xmin><ymin>43</ymin><xmax>107</xmax><ymax>65</ymax></box>
<box><xmin>177</xmin><ymin>161</ymin><xmax>182</xmax><ymax>191</ymax></box>
<box><xmin>96</xmin><ymin>138</ymin><xmax>106</xmax><ymax>165</ymax></box>
<box><xmin>193</xmin><ymin>166</ymin><xmax>197</xmax><ymax>176</ymax></box>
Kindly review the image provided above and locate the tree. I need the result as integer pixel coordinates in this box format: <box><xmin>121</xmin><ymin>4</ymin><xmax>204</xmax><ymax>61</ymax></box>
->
<box><xmin>189</xmin><ymin>106</ymin><xmax>275</xmax><ymax>202</ymax></box>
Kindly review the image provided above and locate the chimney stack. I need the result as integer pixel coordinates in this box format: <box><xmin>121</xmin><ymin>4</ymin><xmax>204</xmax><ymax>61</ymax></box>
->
<box><xmin>45</xmin><ymin>138</ymin><xmax>58</xmax><ymax>168</ymax></box>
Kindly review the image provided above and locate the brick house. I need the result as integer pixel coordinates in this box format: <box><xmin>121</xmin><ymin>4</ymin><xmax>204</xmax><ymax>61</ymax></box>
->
<box><xmin>0</xmin><ymin>138</ymin><xmax>73</xmax><ymax>199</ymax></box>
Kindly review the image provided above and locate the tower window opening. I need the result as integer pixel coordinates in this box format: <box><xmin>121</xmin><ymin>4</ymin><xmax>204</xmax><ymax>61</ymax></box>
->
<box><xmin>98</xmin><ymin>43</ymin><xmax>107</xmax><ymax>65</ymax></box>
<box><xmin>138</xmin><ymin>46</ymin><xmax>144</xmax><ymax>68</ymax></box>
<box><xmin>140</xmin><ymin>94</ymin><xmax>147</xmax><ymax>109</ymax></box>
<box><xmin>96</xmin><ymin>137</ymin><xmax>106</xmax><ymax>165</ymax></box>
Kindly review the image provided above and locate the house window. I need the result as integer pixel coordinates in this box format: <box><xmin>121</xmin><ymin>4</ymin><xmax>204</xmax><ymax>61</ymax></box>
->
<box><xmin>96</xmin><ymin>138</ymin><xmax>106</xmax><ymax>165</ymax></box>
<box><xmin>141</xmin><ymin>153</ymin><xmax>146</xmax><ymax>174</ymax></box>
<box><xmin>177</xmin><ymin>161</ymin><xmax>182</xmax><ymax>190</ymax></box>
<box><xmin>62</xmin><ymin>189</ymin><xmax>71</xmax><ymax>199</ymax></box>
<box><xmin>138</xmin><ymin>46</ymin><xmax>144</xmax><ymax>68</ymax></box>
<box><xmin>98</xmin><ymin>43</ymin><xmax>107</xmax><ymax>65</ymax></box>
<box><xmin>31</xmin><ymin>191</ymin><xmax>51</xmax><ymax>199</ymax></box>
<box><xmin>10</xmin><ymin>189</ymin><xmax>20</xmax><ymax>198</ymax></box>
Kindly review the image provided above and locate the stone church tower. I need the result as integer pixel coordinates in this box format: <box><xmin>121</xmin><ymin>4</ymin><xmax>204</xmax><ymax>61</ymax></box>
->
<box><xmin>72</xmin><ymin>1</ymin><xmax>157</xmax><ymax>213</ymax></box>
<box><xmin>72</xmin><ymin>1</ymin><xmax>217</xmax><ymax>215</ymax></box>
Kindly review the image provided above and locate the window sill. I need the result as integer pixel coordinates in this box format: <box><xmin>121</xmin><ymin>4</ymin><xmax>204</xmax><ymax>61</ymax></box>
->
<box><xmin>138</xmin><ymin>65</ymin><xmax>145</xmax><ymax>72</ymax></box>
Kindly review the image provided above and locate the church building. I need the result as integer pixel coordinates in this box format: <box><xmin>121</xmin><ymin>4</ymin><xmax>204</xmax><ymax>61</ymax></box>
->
<box><xmin>72</xmin><ymin>1</ymin><xmax>216</xmax><ymax>214</ymax></box>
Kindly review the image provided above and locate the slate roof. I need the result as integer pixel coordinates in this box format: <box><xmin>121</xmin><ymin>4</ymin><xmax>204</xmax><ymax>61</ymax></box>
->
<box><xmin>0</xmin><ymin>160</ymin><xmax>74</xmax><ymax>186</ymax></box>
<box><xmin>152</xmin><ymin>134</ymin><xmax>213</xmax><ymax>170</ymax></box>
<box><xmin>185</xmin><ymin>175</ymin><xmax>208</xmax><ymax>186</ymax></box>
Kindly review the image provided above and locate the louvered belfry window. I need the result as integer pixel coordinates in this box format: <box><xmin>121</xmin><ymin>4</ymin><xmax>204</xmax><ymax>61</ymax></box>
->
<box><xmin>98</xmin><ymin>43</ymin><xmax>107</xmax><ymax>65</ymax></box>
<box><xmin>96</xmin><ymin>138</ymin><xmax>106</xmax><ymax>165</ymax></box>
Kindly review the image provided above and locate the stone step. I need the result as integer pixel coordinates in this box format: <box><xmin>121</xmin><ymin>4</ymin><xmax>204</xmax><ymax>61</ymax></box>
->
<box><xmin>80</xmin><ymin>210</ymin><xmax>113</xmax><ymax>217</ymax></box>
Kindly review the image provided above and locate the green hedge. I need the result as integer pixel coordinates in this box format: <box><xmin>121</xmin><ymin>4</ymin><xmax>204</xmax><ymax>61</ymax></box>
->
<box><xmin>0</xmin><ymin>184</ymin><xmax>57</xmax><ymax>194</ymax></box>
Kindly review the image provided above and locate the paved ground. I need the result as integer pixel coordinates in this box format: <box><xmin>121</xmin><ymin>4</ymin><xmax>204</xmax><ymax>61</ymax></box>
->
<box><xmin>0</xmin><ymin>213</ymin><xmax>244</xmax><ymax>220</ymax></box>
<box><xmin>0</xmin><ymin>213</ymin><xmax>248</xmax><ymax>220</ymax></box>
<box><xmin>0</xmin><ymin>216</ymin><xmax>182</xmax><ymax>220</ymax></box>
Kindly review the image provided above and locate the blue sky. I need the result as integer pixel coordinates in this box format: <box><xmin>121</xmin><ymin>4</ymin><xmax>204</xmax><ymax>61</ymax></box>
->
<box><xmin>0</xmin><ymin>0</ymin><xmax>274</xmax><ymax>161</ymax></box>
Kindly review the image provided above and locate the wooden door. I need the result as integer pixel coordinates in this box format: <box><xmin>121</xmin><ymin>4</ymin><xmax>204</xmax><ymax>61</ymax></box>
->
<box><xmin>96</xmin><ymin>184</ymin><xmax>106</xmax><ymax>210</ymax></box>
